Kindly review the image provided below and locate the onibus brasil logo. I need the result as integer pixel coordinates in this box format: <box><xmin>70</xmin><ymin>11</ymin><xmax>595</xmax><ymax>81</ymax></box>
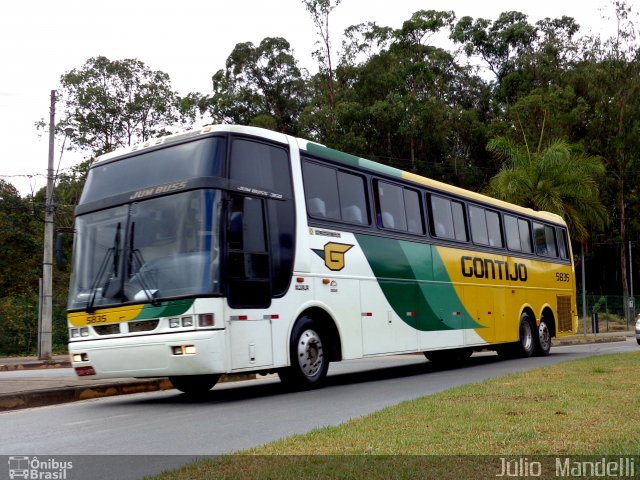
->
<box><xmin>8</xmin><ymin>456</ymin><xmax>73</xmax><ymax>479</ymax></box>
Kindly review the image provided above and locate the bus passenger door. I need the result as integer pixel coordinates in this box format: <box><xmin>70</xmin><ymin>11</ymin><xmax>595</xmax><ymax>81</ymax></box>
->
<box><xmin>226</xmin><ymin>194</ymin><xmax>273</xmax><ymax>369</ymax></box>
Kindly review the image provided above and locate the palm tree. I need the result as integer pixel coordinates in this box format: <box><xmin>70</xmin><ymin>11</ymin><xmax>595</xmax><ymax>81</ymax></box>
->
<box><xmin>485</xmin><ymin>137</ymin><xmax>607</xmax><ymax>242</ymax></box>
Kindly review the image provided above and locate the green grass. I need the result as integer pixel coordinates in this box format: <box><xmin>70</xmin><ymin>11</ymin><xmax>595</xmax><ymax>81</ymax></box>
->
<box><xmin>151</xmin><ymin>352</ymin><xmax>640</xmax><ymax>479</ymax></box>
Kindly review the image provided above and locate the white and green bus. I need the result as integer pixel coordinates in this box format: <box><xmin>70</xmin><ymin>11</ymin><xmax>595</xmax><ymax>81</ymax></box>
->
<box><xmin>67</xmin><ymin>125</ymin><xmax>578</xmax><ymax>393</ymax></box>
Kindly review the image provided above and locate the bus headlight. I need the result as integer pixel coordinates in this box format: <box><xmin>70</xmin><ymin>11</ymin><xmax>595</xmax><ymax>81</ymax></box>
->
<box><xmin>172</xmin><ymin>345</ymin><xmax>196</xmax><ymax>355</ymax></box>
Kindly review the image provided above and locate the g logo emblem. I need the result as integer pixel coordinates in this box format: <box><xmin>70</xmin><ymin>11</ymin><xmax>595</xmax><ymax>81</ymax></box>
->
<box><xmin>313</xmin><ymin>242</ymin><xmax>354</xmax><ymax>271</ymax></box>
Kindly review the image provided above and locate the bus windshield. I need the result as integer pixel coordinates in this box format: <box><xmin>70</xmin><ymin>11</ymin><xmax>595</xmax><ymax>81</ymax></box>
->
<box><xmin>68</xmin><ymin>189</ymin><xmax>222</xmax><ymax>311</ymax></box>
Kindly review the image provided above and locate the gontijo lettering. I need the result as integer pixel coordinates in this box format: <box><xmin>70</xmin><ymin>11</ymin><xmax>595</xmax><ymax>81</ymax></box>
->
<box><xmin>461</xmin><ymin>255</ymin><xmax>528</xmax><ymax>282</ymax></box>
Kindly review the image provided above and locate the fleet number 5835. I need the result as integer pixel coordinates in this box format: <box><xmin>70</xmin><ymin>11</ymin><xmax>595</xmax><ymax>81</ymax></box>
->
<box><xmin>556</xmin><ymin>272</ymin><xmax>570</xmax><ymax>282</ymax></box>
<box><xmin>86</xmin><ymin>314</ymin><xmax>107</xmax><ymax>324</ymax></box>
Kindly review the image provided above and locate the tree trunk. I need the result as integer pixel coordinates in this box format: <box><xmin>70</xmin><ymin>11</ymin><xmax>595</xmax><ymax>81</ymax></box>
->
<box><xmin>619</xmin><ymin>178</ymin><xmax>629</xmax><ymax>321</ymax></box>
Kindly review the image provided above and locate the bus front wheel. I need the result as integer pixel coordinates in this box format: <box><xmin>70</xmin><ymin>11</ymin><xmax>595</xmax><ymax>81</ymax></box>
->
<box><xmin>169</xmin><ymin>374</ymin><xmax>220</xmax><ymax>395</ymax></box>
<box><xmin>278</xmin><ymin>316</ymin><xmax>329</xmax><ymax>388</ymax></box>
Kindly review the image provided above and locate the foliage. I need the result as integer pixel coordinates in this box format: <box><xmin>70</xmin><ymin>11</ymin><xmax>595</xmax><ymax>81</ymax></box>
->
<box><xmin>0</xmin><ymin>180</ymin><xmax>41</xmax><ymax>296</ymax></box>
<box><xmin>58</xmin><ymin>56</ymin><xmax>194</xmax><ymax>155</ymax></box>
<box><xmin>206</xmin><ymin>37</ymin><xmax>309</xmax><ymax>134</ymax></box>
<box><xmin>4</xmin><ymin>3</ymin><xmax>640</xmax><ymax>354</ymax></box>
<box><xmin>486</xmin><ymin>137</ymin><xmax>607</xmax><ymax>241</ymax></box>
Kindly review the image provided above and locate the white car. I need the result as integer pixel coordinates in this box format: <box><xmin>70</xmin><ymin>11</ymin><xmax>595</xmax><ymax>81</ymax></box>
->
<box><xmin>636</xmin><ymin>315</ymin><xmax>640</xmax><ymax>345</ymax></box>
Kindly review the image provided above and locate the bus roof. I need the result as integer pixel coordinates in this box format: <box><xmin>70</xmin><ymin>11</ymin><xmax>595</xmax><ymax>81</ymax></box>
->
<box><xmin>93</xmin><ymin>124</ymin><xmax>566</xmax><ymax>226</ymax></box>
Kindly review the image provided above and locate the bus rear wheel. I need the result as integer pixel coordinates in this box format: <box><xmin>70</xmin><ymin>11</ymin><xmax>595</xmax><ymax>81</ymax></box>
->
<box><xmin>533</xmin><ymin>318</ymin><xmax>552</xmax><ymax>356</ymax></box>
<box><xmin>278</xmin><ymin>316</ymin><xmax>329</xmax><ymax>389</ymax></box>
<box><xmin>514</xmin><ymin>313</ymin><xmax>535</xmax><ymax>358</ymax></box>
<box><xmin>169</xmin><ymin>374</ymin><xmax>220</xmax><ymax>395</ymax></box>
<box><xmin>498</xmin><ymin>313</ymin><xmax>535</xmax><ymax>358</ymax></box>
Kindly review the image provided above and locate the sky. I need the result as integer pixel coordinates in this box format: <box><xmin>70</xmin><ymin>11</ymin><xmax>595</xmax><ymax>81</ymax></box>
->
<box><xmin>0</xmin><ymin>0</ymin><xmax>617</xmax><ymax>196</ymax></box>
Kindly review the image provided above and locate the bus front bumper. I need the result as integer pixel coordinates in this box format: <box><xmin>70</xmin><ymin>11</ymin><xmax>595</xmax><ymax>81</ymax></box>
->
<box><xmin>68</xmin><ymin>330</ymin><xmax>227</xmax><ymax>379</ymax></box>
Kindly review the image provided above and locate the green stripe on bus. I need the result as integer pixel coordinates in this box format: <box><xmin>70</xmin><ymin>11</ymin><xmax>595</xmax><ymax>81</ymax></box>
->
<box><xmin>305</xmin><ymin>143</ymin><xmax>403</xmax><ymax>178</ymax></box>
<box><xmin>136</xmin><ymin>299</ymin><xmax>194</xmax><ymax>320</ymax></box>
<box><xmin>356</xmin><ymin>234</ymin><xmax>483</xmax><ymax>332</ymax></box>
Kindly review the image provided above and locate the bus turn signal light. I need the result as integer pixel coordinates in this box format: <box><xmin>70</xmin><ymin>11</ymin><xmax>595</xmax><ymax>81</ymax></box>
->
<box><xmin>198</xmin><ymin>314</ymin><xmax>215</xmax><ymax>327</ymax></box>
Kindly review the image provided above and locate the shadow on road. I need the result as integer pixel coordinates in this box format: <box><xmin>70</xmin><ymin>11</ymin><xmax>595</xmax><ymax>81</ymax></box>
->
<box><xmin>103</xmin><ymin>349</ymin><xmax>578</xmax><ymax>409</ymax></box>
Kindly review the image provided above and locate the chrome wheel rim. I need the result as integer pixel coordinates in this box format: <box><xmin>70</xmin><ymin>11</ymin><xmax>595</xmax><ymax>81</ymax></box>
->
<box><xmin>538</xmin><ymin>322</ymin><xmax>551</xmax><ymax>352</ymax></box>
<box><xmin>297</xmin><ymin>329</ymin><xmax>323</xmax><ymax>378</ymax></box>
<box><xmin>521</xmin><ymin>320</ymin><xmax>533</xmax><ymax>351</ymax></box>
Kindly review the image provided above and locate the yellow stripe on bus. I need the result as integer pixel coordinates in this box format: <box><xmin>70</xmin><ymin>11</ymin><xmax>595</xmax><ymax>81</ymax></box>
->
<box><xmin>67</xmin><ymin>304</ymin><xmax>144</xmax><ymax>327</ymax></box>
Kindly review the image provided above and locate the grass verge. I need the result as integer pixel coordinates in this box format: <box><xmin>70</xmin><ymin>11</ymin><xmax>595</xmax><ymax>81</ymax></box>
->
<box><xmin>151</xmin><ymin>352</ymin><xmax>640</xmax><ymax>479</ymax></box>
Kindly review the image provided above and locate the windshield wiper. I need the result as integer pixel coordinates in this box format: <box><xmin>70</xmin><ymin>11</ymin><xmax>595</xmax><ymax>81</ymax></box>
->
<box><xmin>127</xmin><ymin>221</ymin><xmax>160</xmax><ymax>306</ymax></box>
<box><xmin>86</xmin><ymin>222</ymin><xmax>121</xmax><ymax>313</ymax></box>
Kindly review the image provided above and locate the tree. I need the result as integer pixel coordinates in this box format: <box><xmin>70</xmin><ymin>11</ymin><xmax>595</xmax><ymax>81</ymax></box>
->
<box><xmin>207</xmin><ymin>37</ymin><xmax>309</xmax><ymax>134</ymax></box>
<box><xmin>486</xmin><ymin>137</ymin><xmax>607</xmax><ymax>242</ymax></box>
<box><xmin>301</xmin><ymin>0</ymin><xmax>342</xmax><ymax>108</ymax></box>
<box><xmin>58</xmin><ymin>56</ymin><xmax>187</xmax><ymax>156</ymax></box>
<box><xmin>0</xmin><ymin>180</ymin><xmax>41</xmax><ymax>296</ymax></box>
<box><xmin>451</xmin><ymin>11</ymin><xmax>537</xmax><ymax>83</ymax></box>
<box><xmin>570</xmin><ymin>0</ymin><xmax>640</xmax><ymax>303</ymax></box>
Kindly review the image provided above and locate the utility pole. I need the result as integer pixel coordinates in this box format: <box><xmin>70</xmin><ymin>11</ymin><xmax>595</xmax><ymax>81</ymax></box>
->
<box><xmin>581</xmin><ymin>242</ymin><xmax>587</xmax><ymax>336</ymax></box>
<box><xmin>39</xmin><ymin>90</ymin><xmax>56</xmax><ymax>360</ymax></box>
<box><xmin>630</xmin><ymin>241</ymin><xmax>635</xmax><ymax>323</ymax></box>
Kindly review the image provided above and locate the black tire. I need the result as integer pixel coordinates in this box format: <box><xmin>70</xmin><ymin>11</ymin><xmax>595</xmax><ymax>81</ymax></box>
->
<box><xmin>533</xmin><ymin>318</ymin><xmax>552</xmax><ymax>356</ymax></box>
<box><xmin>515</xmin><ymin>312</ymin><xmax>535</xmax><ymax>358</ymax></box>
<box><xmin>498</xmin><ymin>313</ymin><xmax>536</xmax><ymax>358</ymax></box>
<box><xmin>636</xmin><ymin>338</ymin><xmax>640</xmax><ymax>346</ymax></box>
<box><xmin>278</xmin><ymin>316</ymin><xmax>329</xmax><ymax>388</ymax></box>
<box><xmin>169</xmin><ymin>374</ymin><xmax>220</xmax><ymax>394</ymax></box>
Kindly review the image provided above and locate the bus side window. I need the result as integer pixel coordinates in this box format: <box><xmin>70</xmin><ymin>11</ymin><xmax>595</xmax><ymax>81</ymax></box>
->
<box><xmin>504</xmin><ymin>214</ymin><xmax>521</xmax><ymax>251</ymax></box>
<box><xmin>404</xmin><ymin>188</ymin><xmax>424</xmax><ymax>234</ymax></box>
<box><xmin>533</xmin><ymin>223</ymin><xmax>558</xmax><ymax>257</ymax></box>
<box><xmin>545</xmin><ymin>225</ymin><xmax>558</xmax><ymax>257</ymax></box>
<box><xmin>303</xmin><ymin>159</ymin><xmax>369</xmax><ymax>226</ymax></box>
<box><xmin>430</xmin><ymin>195</ymin><xmax>467</xmax><ymax>242</ymax></box>
<box><xmin>376</xmin><ymin>181</ymin><xmax>406</xmax><ymax>231</ymax></box>
<box><xmin>470</xmin><ymin>205</ymin><xmax>503</xmax><ymax>248</ymax></box>
<box><xmin>518</xmin><ymin>218</ymin><xmax>533</xmax><ymax>253</ymax></box>
<box><xmin>469</xmin><ymin>205</ymin><xmax>489</xmax><ymax>245</ymax></box>
<box><xmin>557</xmin><ymin>228</ymin><xmax>569</xmax><ymax>259</ymax></box>
<box><xmin>533</xmin><ymin>222</ymin><xmax>557</xmax><ymax>257</ymax></box>
<box><xmin>486</xmin><ymin>210</ymin><xmax>503</xmax><ymax>248</ymax></box>
<box><xmin>302</xmin><ymin>161</ymin><xmax>340</xmax><ymax>221</ymax></box>
<box><xmin>337</xmin><ymin>171</ymin><xmax>369</xmax><ymax>225</ymax></box>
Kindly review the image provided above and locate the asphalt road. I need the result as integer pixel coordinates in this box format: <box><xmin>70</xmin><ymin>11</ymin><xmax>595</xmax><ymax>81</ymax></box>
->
<box><xmin>1</xmin><ymin>340</ymin><xmax>637</xmax><ymax>480</ymax></box>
